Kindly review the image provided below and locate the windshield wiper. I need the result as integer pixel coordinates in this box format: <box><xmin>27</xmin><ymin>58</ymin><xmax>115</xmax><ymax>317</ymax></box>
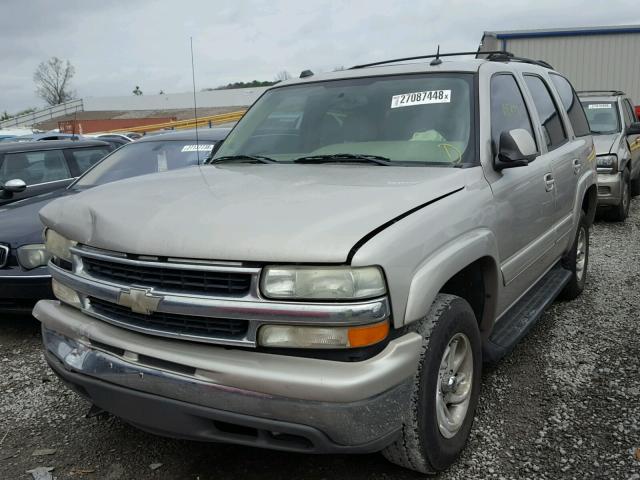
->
<box><xmin>293</xmin><ymin>153</ymin><xmax>392</xmax><ymax>165</ymax></box>
<box><xmin>209</xmin><ymin>154</ymin><xmax>276</xmax><ymax>164</ymax></box>
<box><xmin>590</xmin><ymin>129</ymin><xmax>618</xmax><ymax>135</ymax></box>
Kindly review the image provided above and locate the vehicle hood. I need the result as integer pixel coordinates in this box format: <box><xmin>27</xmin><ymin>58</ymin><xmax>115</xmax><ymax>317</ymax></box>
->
<box><xmin>40</xmin><ymin>165</ymin><xmax>466</xmax><ymax>263</ymax></box>
<box><xmin>0</xmin><ymin>190</ymin><xmax>75</xmax><ymax>248</ymax></box>
<box><xmin>592</xmin><ymin>133</ymin><xmax>620</xmax><ymax>155</ymax></box>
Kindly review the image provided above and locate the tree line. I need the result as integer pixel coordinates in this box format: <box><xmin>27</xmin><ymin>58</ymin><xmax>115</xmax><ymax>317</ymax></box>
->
<box><xmin>2</xmin><ymin>59</ymin><xmax>297</xmax><ymax>119</ymax></box>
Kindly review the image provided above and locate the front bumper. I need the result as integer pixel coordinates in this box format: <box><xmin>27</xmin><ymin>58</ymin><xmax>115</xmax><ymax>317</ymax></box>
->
<box><xmin>597</xmin><ymin>172</ymin><xmax>622</xmax><ymax>206</ymax></box>
<box><xmin>35</xmin><ymin>300</ymin><xmax>422</xmax><ymax>452</ymax></box>
<box><xmin>0</xmin><ymin>265</ymin><xmax>52</xmax><ymax>313</ymax></box>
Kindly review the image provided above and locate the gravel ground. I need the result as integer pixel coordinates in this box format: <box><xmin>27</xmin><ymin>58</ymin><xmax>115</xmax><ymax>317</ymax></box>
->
<box><xmin>1</xmin><ymin>200</ymin><xmax>640</xmax><ymax>479</ymax></box>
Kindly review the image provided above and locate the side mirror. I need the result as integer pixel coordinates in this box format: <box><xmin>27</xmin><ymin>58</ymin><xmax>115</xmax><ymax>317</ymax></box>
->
<box><xmin>1</xmin><ymin>178</ymin><xmax>27</xmax><ymax>195</ymax></box>
<box><xmin>495</xmin><ymin>129</ymin><xmax>537</xmax><ymax>171</ymax></box>
<box><xmin>627</xmin><ymin>122</ymin><xmax>640</xmax><ymax>136</ymax></box>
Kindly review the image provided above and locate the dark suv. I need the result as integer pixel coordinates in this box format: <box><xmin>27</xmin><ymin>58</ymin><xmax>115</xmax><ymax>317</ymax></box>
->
<box><xmin>0</xmin><ymin>128</ymin><xmax>229</xmax><ymax>315</ymax></box>
<box><xmin>0</xmin><ymin>140</ymin><xmax>113</xmax><ymax>206</ymax></box>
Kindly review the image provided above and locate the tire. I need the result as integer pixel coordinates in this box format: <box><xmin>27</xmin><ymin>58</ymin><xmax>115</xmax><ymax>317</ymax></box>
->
<box><xmin>382</xmin><ymin>294</ymin><xmax>482</xmax><ymax>473</ymax></box>
<box><xmin>607</xmin><ymin>169</ymin><xmax>630</xmax><ymax>222</ymax></box>
<box><xmin>560</xmin><ymin>211</ymin><xmax>589</xmax><ymax>300</ymax></box>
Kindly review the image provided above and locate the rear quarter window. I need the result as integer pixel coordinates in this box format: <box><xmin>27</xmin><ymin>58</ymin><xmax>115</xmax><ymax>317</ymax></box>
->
<box><xmin>68</xmin><ymin>147</ymin><xmax>111</xmax><ymax>173</ymax></box>
<box><xmin>549</xmin><ymin>74</ymin><xmax>591</xmax><ymax>137</ymax></box>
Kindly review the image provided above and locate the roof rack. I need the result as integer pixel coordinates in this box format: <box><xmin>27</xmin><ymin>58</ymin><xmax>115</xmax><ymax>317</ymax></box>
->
<box><xmin>350</xmin><ymin>50</ymin><xmax>553</xmax><ymax>70</ymax></box>
<box><xmin>484</xmin><ymin>52</ymin><xmax>554</xmax><ymax>69</ymax></box>
<box><xmin>350</xmin><ymin>50</ymin><xmax>505</xmax><ymax>69</ymax></box>
<box><xmin>576</xmin><ymin>90</ymin><xmax>625</xmax><ymax>96</ymax></box>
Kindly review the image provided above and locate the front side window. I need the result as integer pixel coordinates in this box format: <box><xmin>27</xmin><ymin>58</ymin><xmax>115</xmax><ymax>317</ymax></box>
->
<box><xmin>549</xmin><ymin>74</ymin><xmax>591</xmax><ymax>137</ymax></box>
<box><xmin>0</xmin><ymin>149</ymin><xmax>70</xmax><ymax>185</ymax></box>
<box><xmin>623</xmin><ymin>99</ymin><xmax>637</xmax><ymax>125</ymax></box>
<box><xmin>580</xmin><ymin>101</ymin><xmax>620</xmax><ymax>134</ymax></box>
<box><xmin>625</xmin><ymin>100</ymin><xmax>639</xmax><ymax>122</ymax></box>
<box><xmin>490</xmin><ymin>74</ymin><xmax>536</xmax><ymax>154</ymax></box>
<box><xmin>213</xmin><ymin>74</ymin><xmax>475</xmax><ymax>165</ymax></box>
<box><xmin>73</xmin><ymin>139</ymin><xmax>218</xmax><ymax>188</ymax></box>
<box><xmin>524</xmin><ymin>75</ymin><xmax>567</xmax><ymax>150</ymax></box>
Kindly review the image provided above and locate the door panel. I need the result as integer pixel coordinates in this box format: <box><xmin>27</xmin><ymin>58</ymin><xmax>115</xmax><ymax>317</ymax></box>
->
<box><xmin>522</xmin><ymin>74</ymin><xmax>579</xmax><ymax>242</ymax></box>
<box><xmin>487</xmin><ymin>73</ymin><xmax>557</xmax><ymax>295</ymax></box>
<box><xmin>0</xmin><ymin>178</ymin><xmax>74</xmax><ymax>206</ymax></box>
<box><xmin>549</xmin><ymin>142</ymin><xmax>581</xmax><ymax>240</ymax></box>
<box><xmin>490</xmin><ymin>158</ymin><xmax>556</xmax><ymax>286</ymax></box>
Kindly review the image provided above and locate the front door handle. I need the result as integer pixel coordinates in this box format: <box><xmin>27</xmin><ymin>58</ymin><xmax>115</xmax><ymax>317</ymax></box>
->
<box><xmin>544</xmin><ymin>173</ymin><xmax>555</xmax><ymax>192</ymax></box>
<box><xmin>572</xmin><ymin>159</ymin><xmax>581</xmax><ymax>175</ymax></box>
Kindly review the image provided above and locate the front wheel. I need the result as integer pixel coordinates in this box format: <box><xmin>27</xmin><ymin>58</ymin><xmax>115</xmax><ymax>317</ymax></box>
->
<box><xmin>561</xmin><ymin>211</ymin><xmax>589</xmax><ymax>300</ymax></box>
<box><xmin>608</xmin><ymin>169</ymin><xmax>630</xmax><ymax>222</ymax></box>
<box><xmin>382</xmin><ymin>294</ymin><xmax>481</xmax><ymax>473</ymax></box>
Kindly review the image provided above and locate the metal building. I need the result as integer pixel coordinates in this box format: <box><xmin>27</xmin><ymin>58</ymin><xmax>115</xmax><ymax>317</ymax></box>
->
<box><xmin>479</xmin><ymin>25</ymin><xmax>640</xmax><ymax>103</ymax></box>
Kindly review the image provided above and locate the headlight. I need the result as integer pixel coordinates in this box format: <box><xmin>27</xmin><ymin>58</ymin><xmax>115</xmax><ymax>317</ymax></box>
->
<box><xmin>258</xmin><ymin>320</ymin><xmax>389</xmax><ymax>349</ymax></box>
<box><xmin>17</xmin><ymin>244</ymin><xmax>52</xmax><ymax>269</ymax></box>
<box><xmin>45</xmin><ymin>229</ymin><xmax>76</xmax><ymax>262</ymax></box>
<box><xmin>596</xmin><ymin>154</ymin><xmax>617</xmax><ymax>171</ymax></box>
<box><xmin>261</xmin><ymin>266</ymin><xmax>386</xmax><ymax>300</ymax></box>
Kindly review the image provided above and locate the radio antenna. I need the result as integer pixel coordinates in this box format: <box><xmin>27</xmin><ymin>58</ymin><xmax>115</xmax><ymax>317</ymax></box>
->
<box><xmin>190</xmin><ymin>36</ymin><xmax>200</xmax><ymax>163</ymax></box>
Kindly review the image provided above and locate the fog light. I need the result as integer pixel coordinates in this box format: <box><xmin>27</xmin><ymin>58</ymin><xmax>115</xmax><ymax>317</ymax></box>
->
<box><xmin>52</xmin><ymin>279</ymin><xmax>82</xmax><ymax>309</ymax></box>
<box><xmin>258</xmin><ymin>320</ymin><xmax>389</xmax><ymax>349</ymax></box>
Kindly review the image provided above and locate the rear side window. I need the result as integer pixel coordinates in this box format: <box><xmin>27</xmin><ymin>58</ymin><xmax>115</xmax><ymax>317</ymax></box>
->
<box><xmin>549</xmin><ymin>74</ymin><xmax>591</xmax><ymax>137</ymax></box>
<box><xmin>490</xmin><ymin>74</ymin><xmax>536</xmax><ymax>154</ymax></box>
<box><xmin>68</xmin><ymin>147</ymin><xmax>111</xmax><ymax>173</ymax></box>
<box><xmin>524</xmin><ymin>75</ymin><xmax>567</xmax><ymax>150</ymax></box>
<box><xmin>0</xmin><ymin>149</ymin><xmax>70</xmax><ymax>185</ymax></box>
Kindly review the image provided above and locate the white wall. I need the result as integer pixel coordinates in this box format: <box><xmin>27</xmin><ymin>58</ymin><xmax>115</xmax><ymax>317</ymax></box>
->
<box><xmin>481</xmin><ymin>32</ymin><xmax>640</xmax><ymax>103</ymax></box>
<box><xmin>83</xmin><ymin>87</ymin><xmax>269</xmax><ymax>111</ymax></box>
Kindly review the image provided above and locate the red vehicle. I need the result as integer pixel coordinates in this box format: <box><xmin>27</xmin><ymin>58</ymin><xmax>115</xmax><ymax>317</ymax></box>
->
<box><xmin>635</xmin><ymin>105</ymin><xmax>640</xmax><ymax>119</ymax></box>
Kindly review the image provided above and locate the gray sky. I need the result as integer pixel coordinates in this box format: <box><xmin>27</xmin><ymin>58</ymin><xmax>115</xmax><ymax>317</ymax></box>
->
<box><xmin>1</xmin><ymin>0</ymin><xmax>639</xmax><ymax>113</ymax></box>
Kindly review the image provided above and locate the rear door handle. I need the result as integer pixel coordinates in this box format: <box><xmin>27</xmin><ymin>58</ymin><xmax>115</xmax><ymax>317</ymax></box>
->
<box><xmin>544</xmin><ymin>173</ymin><xmax>555</xmax><ymax>192</ymax></box>
<box><xmin>572</xmin><ymin>159</ymin><xmax>581</xmax><ymax>175</ymax></box>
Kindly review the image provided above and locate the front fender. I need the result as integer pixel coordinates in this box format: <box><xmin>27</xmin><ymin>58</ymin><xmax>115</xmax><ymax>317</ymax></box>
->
<box><xmin>403</xmin><ymin>228</ymin><xmax>500</xmax><ymax>332</ymax></box>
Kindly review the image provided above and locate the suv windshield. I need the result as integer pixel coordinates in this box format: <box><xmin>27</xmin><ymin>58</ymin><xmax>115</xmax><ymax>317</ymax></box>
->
<box><xmin>212</xmin><ymin>73</ymin><xmax>475</xmax><ymax>165</ymax></box>
<box><xmin>73</xmin><ymin>139</ymin><xmax>217</xmax><ymax>188</ymax></box>
<box><xmin>580</xmin><ymin>101</ymin><xmax>620</xmax><ymax>134</ymax></box>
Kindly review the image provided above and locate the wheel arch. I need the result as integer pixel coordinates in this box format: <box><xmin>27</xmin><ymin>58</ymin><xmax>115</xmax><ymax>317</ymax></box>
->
<box><xmin>403</xmin><ymin>229</ymin><xmax>500</xmax><ymax>338</ymax></box>
<box><xmin>582</xmin><ymin>182</ymin><xmax>597</xmax><ymax>226</ymax></box>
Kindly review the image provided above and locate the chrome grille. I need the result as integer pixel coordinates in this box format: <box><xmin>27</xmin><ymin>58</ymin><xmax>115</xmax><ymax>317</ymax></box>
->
<box><xmin>50</xmin><ymin>245</ymin><xmax>390</xmax><ymax>347</ymax></box>
<box><xmin>82</xmin><ymin>256</ymin><xmax>252</xmax><ymax>296</ymax></box>
<box><xmin>0</xmin><ymin>244</ymin><xmax>8</xmax><ymax>268</ymax></box>
<box><xmin>89</xmin><ymin>297</ymin><xmax>249</xmax><ymax>339</ymax></box>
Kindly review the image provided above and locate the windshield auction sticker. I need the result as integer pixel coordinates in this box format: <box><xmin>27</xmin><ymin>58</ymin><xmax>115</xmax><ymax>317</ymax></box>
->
<box><xmin>181</xmin><ymin>144</ymin><xmax>214</xmax><ymax>152</ymax></box>
<box><xmin>587</xmin><ymin>104</ymin><xmax>612</xmax><ymax>109</ymax></box>
<box><xmin>391</xmin><ymin>90</ymin><xmax>451</xmax><ymax>108</ymax></box>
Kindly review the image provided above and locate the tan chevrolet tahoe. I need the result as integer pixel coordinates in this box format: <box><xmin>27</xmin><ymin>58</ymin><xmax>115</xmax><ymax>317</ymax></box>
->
<box><xmin>35</xmin><ymin>51</ymin><xmax>596</xmax><ymax>473</ymax></box>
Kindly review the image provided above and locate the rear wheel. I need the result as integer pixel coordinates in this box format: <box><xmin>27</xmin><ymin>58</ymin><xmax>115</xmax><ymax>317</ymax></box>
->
<box><xmin>561</xmin><ymin>211</ymin><xmax>589</xmax><ymax>300</ymax></box>
<box><xmin>382</xmin><ymin>294</ymin><xmax>481</xmax><ymax>473</ymax></box>
<box><xmin>608</xmin><ymin>169</ymin><xmax>630</xmax><ymax>222</ymax></box>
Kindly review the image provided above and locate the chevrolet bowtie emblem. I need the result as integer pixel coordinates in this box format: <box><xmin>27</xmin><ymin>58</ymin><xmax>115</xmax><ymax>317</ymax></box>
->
<box><xmin>118</xmin><ymin>287</ymin><xmax>162</xmax><ymax>315</ymax></box>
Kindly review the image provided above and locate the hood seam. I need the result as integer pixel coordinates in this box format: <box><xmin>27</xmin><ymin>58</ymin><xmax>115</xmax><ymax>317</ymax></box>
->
<box><xmin>346</xmin><ymin>186</ymin><xmax>465</xmax><ymax>264</ymax></box>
